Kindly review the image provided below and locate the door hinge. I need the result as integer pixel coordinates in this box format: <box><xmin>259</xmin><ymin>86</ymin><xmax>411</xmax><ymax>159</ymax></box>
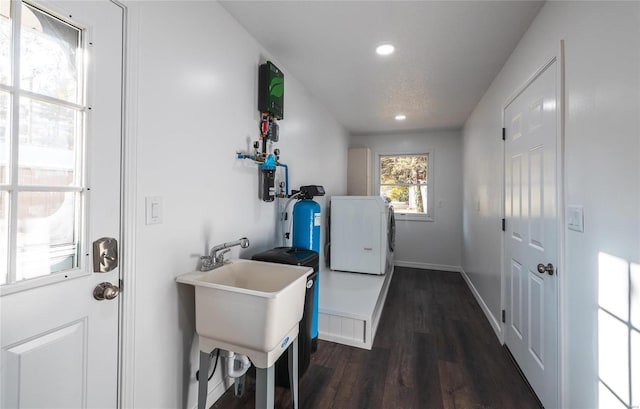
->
<box><xmin>501</xmin><ymin>218</ymin><xmax>506</xmax><ymax>231</ymax></box>
<box><xmin>502</xmin><ymin>309</ymin><xmax>506</xmax><ymax>323</ymax></box>
<box><xmin>502</xmin><ymin>127</ymin><xmax>506</xmax><ymax>141</ymax></box>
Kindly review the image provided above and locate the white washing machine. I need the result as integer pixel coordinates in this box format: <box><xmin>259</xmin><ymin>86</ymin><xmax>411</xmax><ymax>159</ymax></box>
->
<box><xmin>330</xmin><ymin>196</ymin><xmax>395</xmax><ymax>275</ymax></box>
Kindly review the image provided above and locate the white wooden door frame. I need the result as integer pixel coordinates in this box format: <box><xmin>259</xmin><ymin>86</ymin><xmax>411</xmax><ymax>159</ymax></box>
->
<box><xmin>86</xmin><ymin>0</ymin><xmax>137</xmax><ymax>407</ymax></box>
<box><xmin>76</xmin><ymin>0</ymin><xmax>138</xmax><ymax>407</ymax></box>
<box><xmin>499</xmin><ymin>41</ymin><xmax>567</xmax><ymax>408</ymax></box>
<box><xmin>116</xmin><ymin>0</ymin><xmax>137</xmax><ymax>407</ymax></box>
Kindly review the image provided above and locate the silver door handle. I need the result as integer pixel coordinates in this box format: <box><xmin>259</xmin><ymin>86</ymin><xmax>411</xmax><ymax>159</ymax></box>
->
<box><xmin>537</xmin><ymin>263</ymin><xmax>555</xmax><ymax>276</ymax></box>
<box><xmin>93</xmin><ymin>282</ymin><xmax>120</xmax><ymax>300</ymax></box>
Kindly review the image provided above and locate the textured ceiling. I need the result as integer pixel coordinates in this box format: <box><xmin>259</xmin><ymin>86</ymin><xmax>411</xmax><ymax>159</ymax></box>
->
<box><xmin>220</xmin><ymin>1</ymin><xmax>544</xmax><ymax>135</ymax></box>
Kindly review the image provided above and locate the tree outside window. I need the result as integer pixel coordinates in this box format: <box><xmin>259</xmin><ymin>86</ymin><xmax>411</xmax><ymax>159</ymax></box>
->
<box><xmin>1</xmin><ymin>2</ymin><xmax>84</xmax><ymax>284</ymax></box>
<box><xmin>379</xmin><ymin>154</ymin><xmax>429</xmax><ymax>215</ymax></box>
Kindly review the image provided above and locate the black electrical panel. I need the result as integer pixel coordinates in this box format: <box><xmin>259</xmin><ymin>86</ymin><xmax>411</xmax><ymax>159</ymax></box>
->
<box><xmin>258</xmin><ymin>61</ymin><xmax>284</xmax><ymax>119</ymax></box>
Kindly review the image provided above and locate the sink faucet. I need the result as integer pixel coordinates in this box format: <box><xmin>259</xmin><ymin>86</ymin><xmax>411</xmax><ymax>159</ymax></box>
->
<box><xmin>200</xmin><ymin>237</ymin><xmax>250</xmax><ymax>271</ymax></box>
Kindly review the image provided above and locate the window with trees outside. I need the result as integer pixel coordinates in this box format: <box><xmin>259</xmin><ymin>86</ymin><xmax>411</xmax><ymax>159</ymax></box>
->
<box><xmin>378</xmin><ymin>153</ymin><xmax>433</xmax><ymax>221</ymax></box>
<box><xmin>1</xmin><ymin>2</ymin><xmax>86</xmax><ymax>286</ymax></box>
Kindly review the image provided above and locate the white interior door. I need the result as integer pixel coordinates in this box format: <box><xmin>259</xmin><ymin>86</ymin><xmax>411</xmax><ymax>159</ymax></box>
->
<box><xmin>0</xmin><ymin>1</ymin><xmax>123</xmax><ymax>407</ymax></box>
<box><xmin>504</xmin><ymin>60</ymin><xmax>559</xmax><ymax>408</ymax></box>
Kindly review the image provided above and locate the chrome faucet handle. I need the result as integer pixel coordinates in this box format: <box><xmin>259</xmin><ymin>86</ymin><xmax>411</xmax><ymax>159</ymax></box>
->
<box><xmin>214</xmin><ymin>248</ymin><xmax>231</xmax><ymax>264</ymax></box>
<box><xmin>200</xmin><ymin>256</ymin><xmax>214</xmax><ymax>271</ymax></box>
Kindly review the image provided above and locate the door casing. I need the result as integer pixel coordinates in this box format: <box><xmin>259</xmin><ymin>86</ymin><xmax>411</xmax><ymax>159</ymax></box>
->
<box><xmin>116</xmin><ymin>0</ymin><xmax>136</xmax><ymax>407</ymax></box>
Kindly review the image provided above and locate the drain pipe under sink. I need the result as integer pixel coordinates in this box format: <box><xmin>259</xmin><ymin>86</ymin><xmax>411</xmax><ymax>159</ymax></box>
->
<box><xmin>225</xmin><ymin>351</ymin><xmax>251</xmax><ymax>378</ymax></box>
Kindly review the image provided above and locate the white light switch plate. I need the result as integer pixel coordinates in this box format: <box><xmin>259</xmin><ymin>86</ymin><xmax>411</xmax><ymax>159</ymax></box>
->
<box><xmin>567</xmin><ymin>205</ymin><xmax>584</xmax><ymax>232</ymax></box>
<box><xmin>146</xmin><ymin>196</ymin><xmax>163</xmax><ymax>225</ymax></box>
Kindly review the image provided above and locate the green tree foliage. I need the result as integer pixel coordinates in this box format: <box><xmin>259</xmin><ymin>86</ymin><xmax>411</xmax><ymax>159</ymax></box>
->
<box><xmin>380</xmin><ymin>155</ymin><xmax>428</xmax><ymax>212</ymax></box>
<box><xmin>388</xmin><ymin>187</ymin><xmax>408</xmax><ymax>202</ymax></box>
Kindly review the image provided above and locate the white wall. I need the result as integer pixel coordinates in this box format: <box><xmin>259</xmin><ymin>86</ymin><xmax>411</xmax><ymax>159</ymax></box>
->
<box><xmin>462</xmin><ymin>2</ymin><xmax>639</xmax><ymax>408</ymax></box>
<box><xmin>351</xmin><ymin>131</ymin><xmax>463</xmax><ymax>270</ymax></box>
<box><xmin>125</xmin><ymin>2</ymin><xmax>348</xmax><ymax>407</ymax></box>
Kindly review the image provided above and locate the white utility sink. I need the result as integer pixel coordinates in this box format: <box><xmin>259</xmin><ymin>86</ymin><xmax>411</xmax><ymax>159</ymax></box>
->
<box><xmin>176</xmin><ymin>259</ymin><xmax>311</xmax><ymax>368</ymax></box>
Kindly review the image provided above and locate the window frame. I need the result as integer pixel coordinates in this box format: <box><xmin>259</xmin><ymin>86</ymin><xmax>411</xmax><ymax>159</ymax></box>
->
<box><xmin>0</xmin><ymin>1</ymin><xmax>88</xmax><ymax>290</ymax></box>
<box><xmin>375</xmin><ymin>150</ymin><xmax>435</xmax><ymax>222</ymax></box>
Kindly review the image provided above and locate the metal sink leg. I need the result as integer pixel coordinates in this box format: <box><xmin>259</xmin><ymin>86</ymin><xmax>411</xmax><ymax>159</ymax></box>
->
<box><xmin>255</xmin><ymin>335</ymin><xmax>299</xmax><ymax>409</ymax></box>
<box><xmin>255</xmin><ymin>365</ymin><xmax>275</xmax><ymax>409</ymax></box>
<box><xmin>197</xmin><ymin>351</ymin><xmax>211</xmax><ymax>409</ymax></box>
<box><xmin>288</xmin><ymin>337</ymin><xmax>299</xmax><ymax>409</ymax></box>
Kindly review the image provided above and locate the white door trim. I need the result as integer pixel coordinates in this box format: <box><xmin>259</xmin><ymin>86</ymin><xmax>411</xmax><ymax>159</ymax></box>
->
<box><xmin>118</xmin><ymin>1</ymin><xmax>138</xmax><ymax>407</ymax></box>
<box><xmin>113</xmin><ymin>0</ymin><xmax>137</xmax><ymax>407</ymax></box>
<box><xmin>500</xmin><ymin>41</ymin><xmax>566</xmax><ymax>408</ymax></box>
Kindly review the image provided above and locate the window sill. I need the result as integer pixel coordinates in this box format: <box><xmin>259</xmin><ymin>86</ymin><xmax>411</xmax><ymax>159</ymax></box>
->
<box><xmin>394</xmin><ymin>213</ymin><xmax>433</xmax><ymax>222</ymax></box>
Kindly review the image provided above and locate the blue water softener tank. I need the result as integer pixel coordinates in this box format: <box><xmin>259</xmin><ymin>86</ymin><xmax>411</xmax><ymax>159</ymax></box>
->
<box><xmin>292</xmin><ymin>200</ymin><xmax>321</xmax><ymax>253</ymax></box>
<box><xmin>291</xmin><ymin>185</ymin><xmax>325</xmax><ymax>351</ymax></box>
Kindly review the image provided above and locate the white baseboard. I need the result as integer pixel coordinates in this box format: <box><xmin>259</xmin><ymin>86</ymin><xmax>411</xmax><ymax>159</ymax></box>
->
<box><xmin>190</xmin><ymin>377</ymin><xmax>232</xmax><ymax>409</ymax></box>
<box><xmin>394</xmin><ymin>260</ymin><xmax>461</xmax><ymax>273</ymax></box>
<box><xmin>207</xmin><ymin>378</ymin><xmax>231</xmax><ymax>409</ymax></box>
<box><xmin>459</xmin><ymin>268</ymin><xmax>503</xmax><ymax>343</ymax></box>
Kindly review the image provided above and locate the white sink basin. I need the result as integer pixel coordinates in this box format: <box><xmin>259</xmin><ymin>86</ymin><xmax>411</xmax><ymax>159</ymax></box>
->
<box><xmin>176</xmin><ymin>259</ymin><xmax>311</xmax><ymax>367</ymax></box>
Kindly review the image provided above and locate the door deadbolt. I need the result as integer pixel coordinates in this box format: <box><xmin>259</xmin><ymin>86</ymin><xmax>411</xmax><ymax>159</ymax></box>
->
<box><xmin>93</xmin><ymin>237</ymin><xmax>118</xmax><ymax>272</ymax></box>
<box><xmin>93</xmin><ymin>282</ymin><xmax>120</xmax><ymax>300</ymax></box>
<box><xmin>537</xmin><ymin>263</ymin><xmax>555</xmax><ymax>276</ymax></box>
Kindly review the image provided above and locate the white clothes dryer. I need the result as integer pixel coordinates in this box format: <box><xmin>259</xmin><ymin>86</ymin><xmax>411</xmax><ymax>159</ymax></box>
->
<box><xmin>330</xmin><ymin>196</ymin><xmax>395</xmax><ymax>275</ymax></box>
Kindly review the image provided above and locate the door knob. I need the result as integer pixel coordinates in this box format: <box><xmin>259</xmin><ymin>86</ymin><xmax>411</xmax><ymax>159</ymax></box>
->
<box><xmin>93</xmin><ymin>282</ymin><xmax>120</xmax><ymax>300</ymax></box>
<box><xmin>537</xmin><ymin>263</ymin><xmax>555</xmax><ymax>276</ymax></box>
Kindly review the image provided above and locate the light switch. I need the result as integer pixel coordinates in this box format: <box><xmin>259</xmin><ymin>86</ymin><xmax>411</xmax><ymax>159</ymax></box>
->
<box><xmin>567</xmin><ymin>205</ymin><xmax>584</xmax><ymax>232</ymax></box>
<box><xmin>146</xmin><ymin>196</ymin><xmax>163</xmax><ymax>225</ymax></box>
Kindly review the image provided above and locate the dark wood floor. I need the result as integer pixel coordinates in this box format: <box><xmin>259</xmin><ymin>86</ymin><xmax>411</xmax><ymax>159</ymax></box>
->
<box><xmin>213</xmin><ymin>267</ymin><xmax>542</xmax><ymax>409</ymax></box>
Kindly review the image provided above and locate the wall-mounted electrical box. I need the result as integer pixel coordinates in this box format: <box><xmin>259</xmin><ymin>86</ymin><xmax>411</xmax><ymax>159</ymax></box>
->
<box><xmin>258</xmin><ymin>61</ymin><xmax>284</xmax><ymax>119</ymax></box>
<box><xmin>237</xmin><ymin>61</ymin><xmax>287</xmax><ymax>202</ymax></box>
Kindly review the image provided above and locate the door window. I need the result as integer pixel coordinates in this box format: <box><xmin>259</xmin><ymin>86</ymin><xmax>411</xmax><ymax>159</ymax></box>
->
<box><xmin>1</xmin><ymin>1</ymin><xmax>85</xmax><ymax>285</ymax></box>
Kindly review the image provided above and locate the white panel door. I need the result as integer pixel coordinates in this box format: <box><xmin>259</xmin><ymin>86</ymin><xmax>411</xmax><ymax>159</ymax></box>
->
<box><xmin>504</xmin><ymin>60</ymin><xmax>558</xmax><ymax>408</ymax></box>
<box><xmin>0</xmin><ymin>1</ymin><xmax>123</xmax><ymax>408</ymax></box>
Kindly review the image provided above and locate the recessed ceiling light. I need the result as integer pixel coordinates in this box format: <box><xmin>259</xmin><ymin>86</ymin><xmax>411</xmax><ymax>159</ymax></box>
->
<box><xmin>376</xmin><ymin>44</ymin><xmax>395</xmax><ymax>56</ymax></box>
<box><xmin>395</xmin><ymin>114</ymin><xmax>406</xmax><ymax>121</ymax></box>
